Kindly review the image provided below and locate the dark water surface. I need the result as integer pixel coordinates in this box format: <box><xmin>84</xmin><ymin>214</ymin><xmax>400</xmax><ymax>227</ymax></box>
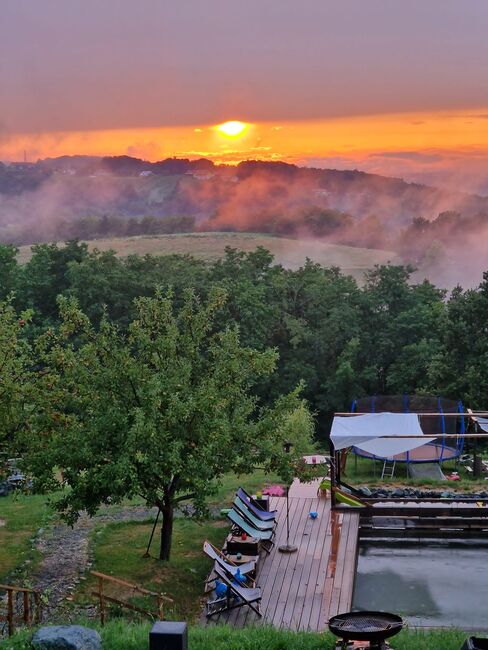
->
<box><xmin>353</xmin><ymin>542</ymin><xmax>488</xmax><ymax>628</ymax></box>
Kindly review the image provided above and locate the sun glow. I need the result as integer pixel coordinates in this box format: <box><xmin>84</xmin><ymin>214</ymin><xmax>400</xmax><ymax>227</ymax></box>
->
<box><xmin>215</xmin><ymin>120</ymin><xmax>248</xmax><ymax>137</ymax></box>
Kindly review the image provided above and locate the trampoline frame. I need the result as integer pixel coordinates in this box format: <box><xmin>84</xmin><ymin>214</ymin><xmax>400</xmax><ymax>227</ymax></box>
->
<box><xmin>349</xmin><ymin>395</ymin><xmax>466</xmax><ymax>465</ymax></box>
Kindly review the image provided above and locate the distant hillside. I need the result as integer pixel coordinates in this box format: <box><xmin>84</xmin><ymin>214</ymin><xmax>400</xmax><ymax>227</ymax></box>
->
<box><xmin>3</xmin><ymin>156</ymin><xmax>488</xmax><ymax>285</ymax></box>
<box><xmin>2</xmin><ymin>155</ymin><xmax>488</xmax><ymax>235</ymax></box>
<box><xmin>17</xmin><ymin>232</ymin><xmax>400</xmax><ymax>281</ymax></box>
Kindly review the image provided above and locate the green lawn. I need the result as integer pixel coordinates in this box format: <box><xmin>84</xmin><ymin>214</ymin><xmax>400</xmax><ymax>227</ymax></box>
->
<box><xmin>73</xmin><ymin>469</ymin><xmax>281</xmax><ymax>622</ymax></box>
<box><xmin>208</xmin><ymin>469</ymin><xmax>282</xmax><ymax>506</ymax></box>
<box><xmin>75</xmin><ymin>518</ymin><xmax>228</xmax><ymax>622</ymax></box>
<box><xmin>4</xmin><ymin>620</ymin><xmax>471</xmax><ymax>650</ymax></box>
<box><xmin>0</xmin><ymin>492</ymin><xmax>54</xmax><ymax>581</ymax></box>
<box><xmin>341</xmin><ymin>452</ymin><xmax>488</xmax><ymax>491</ymax></box>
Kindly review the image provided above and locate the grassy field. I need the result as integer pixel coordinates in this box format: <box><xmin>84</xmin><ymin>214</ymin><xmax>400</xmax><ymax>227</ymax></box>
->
<box><xmin>344</xmin><ymin>452</ymin><xmax>488</xmax><ymax>490</ymax></box>
<box><xmin>17</xmin><ymin>232</ymin><xmax>400</xmax><ymax>279</ymax></box>
<box><xmin>4</xmin><ymin>619</ymin><xmax>472</xmax><ymax>650</ymax></box>
<box><xmin>0</xmin><ymin>493</ymin><xmax>53</xmax><ymax>581</ymax></box>
<box><xmin>0</xmin><ymin>470</ymin><xmax>278</xmax><ymax>620</ymax></box>
<box><xmin>74</xmin><ymin>469</ymin><xmax>281</xmax><ymax>622</ymax></box>
<box><xmin>75</xmin><ymin>518</ymin><xmax>228</xmax><ymax>622</ymax></box>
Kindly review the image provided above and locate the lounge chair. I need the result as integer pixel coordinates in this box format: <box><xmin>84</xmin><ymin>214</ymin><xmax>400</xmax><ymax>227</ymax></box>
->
<box><xmin>203</xmin><ymin>540</ymin><xmax>256</xmax><ymax>586</ymax></box>
<box><xmin>233</xmin><ymin>496</ymin><xmax>276</xmax><ymax>531</ymax></box>
<box><xmin>206</xmin><ymin>564</ymin><xmax>262</xmax><ymax>618</ymax></box>
<box><xmin>237</xmin><ymin>487</ymin><xmax>277</xmax><ymax>521</ymax></box>
<box><xmin>227</xmin><ymin>508</ymin><xmax>275</xmax><ymax>553</ymax></box>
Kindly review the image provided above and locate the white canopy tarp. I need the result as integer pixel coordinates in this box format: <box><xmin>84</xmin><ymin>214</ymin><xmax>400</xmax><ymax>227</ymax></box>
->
<box><xmin>478</xmin><ymin>416</ymin><xmax>488</xmax><ymax>433</ymax></box>
<box><xmin>330</xmin><ymin>412</ymin><xmax>435</xmax><ymax>458</ymax></box>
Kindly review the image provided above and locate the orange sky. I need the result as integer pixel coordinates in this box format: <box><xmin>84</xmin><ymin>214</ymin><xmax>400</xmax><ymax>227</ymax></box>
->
<box><xmin>4</xmin><ymin>109</ymin><xmax>488</xmax><ymax>165</ymax></box>
<box><xmin>3</xmin><ymin>2</ymin><xmax>488</xmax><ymax>192</ymax></box>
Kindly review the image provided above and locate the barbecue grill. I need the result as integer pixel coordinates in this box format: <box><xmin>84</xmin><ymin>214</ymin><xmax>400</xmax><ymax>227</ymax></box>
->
<box><xmin>328</xmin><ymin>611</ymin><xmax>404</xmax><ymax>650</ymax></box>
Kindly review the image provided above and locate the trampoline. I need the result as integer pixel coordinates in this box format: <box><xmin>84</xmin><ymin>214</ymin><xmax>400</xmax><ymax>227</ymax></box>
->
<box><xmin>349</xmin><ymin>395</ymin><xmax>465</xmax><ymax>466</ymax></box>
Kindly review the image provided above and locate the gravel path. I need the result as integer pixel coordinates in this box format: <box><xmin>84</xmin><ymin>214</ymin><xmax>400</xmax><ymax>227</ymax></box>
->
<box><xmin>29</xmin><ymin>505</ymin><xmax>158</xmax><ymax>621</ymax></box>
<box><xmin>3</xmin><ymin>501</ymin><xmax>223</xmax><ymax>630</ymax></box>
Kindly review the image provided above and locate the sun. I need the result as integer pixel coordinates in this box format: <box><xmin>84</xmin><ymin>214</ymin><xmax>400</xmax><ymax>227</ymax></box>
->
<box><xmin>215</xmin><ymin>121</ymin><xmax>248</xmax><ymax>137</ymax></box>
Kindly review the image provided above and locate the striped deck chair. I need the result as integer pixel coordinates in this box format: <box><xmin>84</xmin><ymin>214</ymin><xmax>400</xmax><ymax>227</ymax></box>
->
<box><xmin>237</xmin><ymin>487</ymin><xmax>277</xmax><ymax>521</ymax></box>
<box><xmin>233</xmin><ymin>496</ymin><xmax>276</xmax><ymax>531</ymax></box>
<box><xmin>203</xmin><ymin>540</ymin><xmax>256</xmax><ymax>590</ymax></box>
<box><xmin>227</xmin><ymin>508</ymin><xmax>275</xmax><ymax>553</ymax></box>
<box><xmin>206</xmin><ymin>564</ymin><xmax>262</xmax><ymax>618</ymax></box>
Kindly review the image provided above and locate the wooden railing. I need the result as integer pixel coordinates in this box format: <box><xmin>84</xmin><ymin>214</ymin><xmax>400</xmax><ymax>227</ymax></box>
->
<box><xmin>90</xmin><ymin>571</ymin><xmax>173</xmax><ymax>625</ymax></box>
<box><xmin>0</xmin><ymin>584</ymin><xmax>41</xmax><ymax>637</ymax></box>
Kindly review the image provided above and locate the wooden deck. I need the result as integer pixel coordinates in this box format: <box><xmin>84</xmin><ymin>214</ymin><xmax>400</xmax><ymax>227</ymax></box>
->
<box><xmin>203</xmin><ymin>481</ymin><xmax>360</xmax><ymax>631</ymax></box>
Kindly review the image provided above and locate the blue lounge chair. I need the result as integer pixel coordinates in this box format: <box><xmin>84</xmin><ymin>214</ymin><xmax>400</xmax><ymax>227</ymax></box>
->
<box><xmin>237</xmin><ymin>487</ymin><xmax>277</xmax><ymax>521</ymax></box>
<box><xmin>233</xmin><ymin>496</ymin><xmax>276</xmax><ymax>531</ymax></box>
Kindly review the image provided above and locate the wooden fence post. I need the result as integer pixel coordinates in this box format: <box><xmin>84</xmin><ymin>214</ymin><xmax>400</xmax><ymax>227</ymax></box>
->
<box><xmin>7</xmin><ymin>588</ymin><xmax>14</xmax><ymax>636</ymax></box>
<box><xmin>34</xmin><ymin>591</ymin><xmax>41</xmax><ymax>624</ymax></box>
<box><xmin>98</xmin><ymin>575</ymin><xmax>106</xmax><ymax>625</ymax></box>
<box><xmin>23</xmin><ymin>590</ymin><xmax>30</xmax><ymax>625</ymax></box>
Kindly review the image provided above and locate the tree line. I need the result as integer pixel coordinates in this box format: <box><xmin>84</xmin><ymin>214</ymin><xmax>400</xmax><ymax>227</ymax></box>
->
<box><xmin>2</xmin><ymin>240</ymin><xmax>488</xmax><ymax>418</ymax></box>
<box><xmin>2</xmin><ymin>240</ymin><xmax>488</xmax><ymax>558</ymax></box>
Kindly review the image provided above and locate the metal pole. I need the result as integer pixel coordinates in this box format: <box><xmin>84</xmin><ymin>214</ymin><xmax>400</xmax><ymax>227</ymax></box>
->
<box><xmin>279</xmin><ymin>441</ymin><xmax>297</xmax><ymax>554</ymax></box>
<box><xmin>143</xmin><ymin>508</ymin><xmax>161</xmax><ymax>558</ymax></box>
<box><xmin>286</xmin><ymin>486</ymin><xmax>290</xmax><ymax>544</ymax></box>
<box><xmin>279</xmin><ymin>483</ymin><xmax>297</xmax><ymax>553</ymax></box>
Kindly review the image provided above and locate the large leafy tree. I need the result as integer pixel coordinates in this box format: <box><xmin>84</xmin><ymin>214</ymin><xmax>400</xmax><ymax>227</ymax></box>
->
<box><xmin>0</xmin><ymin>300</ymin><xmax>34</xmax><ymax>458</ymax></box>
<box><xmin>0</xmin><ymin>245</ymin><xmax>21</xmax><ymax>301</ymax></box>
<box><xmin>359</xmin><ymin>265</ymin><xmax>446</xmax><ymax>395</ymax></box>
<box><xmin>28</xmin><ymin>288</ymin><xmax>314</xmax><ymax>560</ymax></box>
<box><xmin>428</xmin><ymin>274</ymin><xmax>488</xmax><ymax>406</ymax></box>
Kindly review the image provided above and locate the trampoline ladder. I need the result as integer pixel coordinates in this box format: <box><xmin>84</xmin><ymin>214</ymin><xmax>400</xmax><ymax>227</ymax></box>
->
<box><xmin>381</xmin><ymin>460</ymin><xmax>396</xmax><ymax>479</ymax></box>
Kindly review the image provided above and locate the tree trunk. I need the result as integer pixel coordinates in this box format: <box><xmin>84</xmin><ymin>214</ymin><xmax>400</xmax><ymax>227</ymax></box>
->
<box><xmin>159</xmin><ymin>502</ymin><xmax>174</xmax><ymax>561</ymax></box>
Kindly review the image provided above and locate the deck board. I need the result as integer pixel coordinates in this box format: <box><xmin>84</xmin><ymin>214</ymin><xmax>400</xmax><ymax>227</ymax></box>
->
<box><xmin>202</xmin><ymin>489</ymin><xmax>360</xmax><ymax>631</ymax></box>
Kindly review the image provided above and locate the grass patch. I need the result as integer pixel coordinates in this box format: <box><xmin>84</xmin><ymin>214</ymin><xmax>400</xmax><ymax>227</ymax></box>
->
<box><xmin>0</xmin><ymin>470</ymin><xmax>279</xmax><ymax>586</ymax></box>
<box><xmin>342</xmin><ymin>453</ymin><xmax>488</xmax><ymax>491</ymax></box>
<box><xmin>18</xmin><ymin>231</ymin><xmax>398</xmax><ymax>279</ymax></box>
<box><xmin>0</xmin><ymin>493</ymin><xmax>54</xmax><ymax>581</ymax></box>
<box><xmin>75</xmin><ymin>518</ymin><xmax>229</xmax><ymax>623</ymax></box>
<box><xmin>3</xmin><ymin>620</ymin><xmax>472</xmax><ymax>650</ymax></box>
<box><xmin>73</xmin><ymin>470</ymin><xmax>280</xmax><ymax>622</ymax></box>
<box><xmin>208</xmin><ymin>469</ymin><xmax>282</xmax><ymax>507</ymax></box>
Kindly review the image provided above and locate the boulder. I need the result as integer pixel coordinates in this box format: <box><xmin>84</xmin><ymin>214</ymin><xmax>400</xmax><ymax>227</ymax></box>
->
<box><xmin>32</xmin><ymin>625</ymin><xmax>102</xmax><ymax>650</ymax></box>
<box><xmin>359</xmin><ymin>486</ymin><xmax>372</xmax><ymax>497</ymax></box>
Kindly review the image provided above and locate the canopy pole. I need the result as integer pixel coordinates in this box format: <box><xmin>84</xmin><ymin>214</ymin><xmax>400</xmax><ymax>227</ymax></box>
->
<box><xmin>329</xmin><ymin>437</ymin><xmax>337</xmax><ymax>508</ymax></box>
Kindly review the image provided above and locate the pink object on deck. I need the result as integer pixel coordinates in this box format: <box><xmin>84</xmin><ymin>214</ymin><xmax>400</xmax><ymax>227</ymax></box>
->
<box><xmin>262</xmin><ymin>485</ymin><xmax>285</xmax><ymax>497</ymax></box>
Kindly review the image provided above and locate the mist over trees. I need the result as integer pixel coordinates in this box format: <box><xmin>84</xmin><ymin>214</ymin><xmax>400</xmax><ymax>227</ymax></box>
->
<box><xmin>2</xmin><ymin>157</ymin><xmax>488</xmax><ymax>283</ymax></box>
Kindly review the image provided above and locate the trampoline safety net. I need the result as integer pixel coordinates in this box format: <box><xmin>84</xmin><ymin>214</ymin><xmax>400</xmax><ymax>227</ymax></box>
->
<box><xmin>350</xmin><ymin>394</ymin><xmax>465</xmax><ymax>463</ymax></box>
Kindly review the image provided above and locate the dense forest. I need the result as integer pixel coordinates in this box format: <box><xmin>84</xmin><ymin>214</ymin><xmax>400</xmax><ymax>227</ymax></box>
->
<box><xmin>2</xmin><ymin>239</ymin><xmax>487</xmax><ymax>435</ymax></box>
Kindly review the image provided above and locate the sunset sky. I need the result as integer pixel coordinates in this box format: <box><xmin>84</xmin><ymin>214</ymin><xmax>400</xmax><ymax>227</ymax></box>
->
<box><xmin>2</xmin><ymin>1</ymin><xmax>488</xmax><ymax>192</ymax></box>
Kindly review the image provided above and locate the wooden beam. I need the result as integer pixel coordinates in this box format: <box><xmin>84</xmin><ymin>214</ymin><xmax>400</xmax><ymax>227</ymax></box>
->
<box><xmin>0</xmin><ymin>584</ymin><xmax>37</xmax><ymax>593</ymax></box>
<box><xmin>90</xmin><ymin>592</ymin><xmax>159</xmax><ymax>618</ymax></box>
<box><xmin>90</xmin><ymin>571</ymin><xmax>173</xmax><ymax>602</ymax></box>
<box><xmin>334</xmin><ymin>412</ymin><xmax>474</xmax><ymax>416</ymax></box>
